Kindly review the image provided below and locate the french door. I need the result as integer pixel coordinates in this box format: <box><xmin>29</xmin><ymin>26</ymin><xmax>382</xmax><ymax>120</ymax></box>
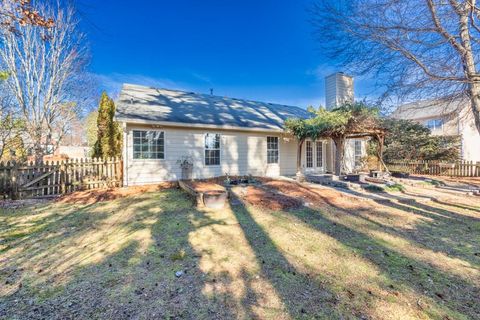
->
<box><xmin>305</xmin><ymin>140</ymin><xmax>325</xmax><ymax>172</ymax></box>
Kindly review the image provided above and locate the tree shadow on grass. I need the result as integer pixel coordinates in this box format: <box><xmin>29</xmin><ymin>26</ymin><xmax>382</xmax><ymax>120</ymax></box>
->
<box><xmin>371</xmin><ymin>193</ymin><xmax>480</xmax><ymax>267</ymax></box>
<box><xmin>0</xmin><ymin>189</ymin><xmax>241</xmax><ymax>319</ymax></box>
<box><xmin>229</xmin><ymin>193</ymin><xmax>341</xmax><ymax>319</ymax></box>
<box><xmin>275</xmin><ymin>194</ymin><xmax>480</xmax><ymax>319</ymax></box>
<box><xmin>432</xmin><ymin>198</ymin><xmax>480</xmax><ymax>213</ymax></box>
<box><xmin>400</xmin><ymin>190</ymin><xmax>480</xmax><ymax>214</ymax></box>
<box><xmin>238</xmin><ymin>182</ymin><xmax>479</xmax><ymax>318</ymax></box>
<box><xmin>327</xmin><ymin>187</ymin><xmax>480</xmax><ymax>268</ymax></box>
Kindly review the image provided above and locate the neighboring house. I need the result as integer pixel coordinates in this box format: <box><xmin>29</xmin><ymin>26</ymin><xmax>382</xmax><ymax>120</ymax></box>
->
<box><xmin>26</xmin><ymin>146</ymin><xmax>90</xmax><ymax>162</ymax></box>
<box><xmin>50</xmin><ymin>145</ymin><xmax>90</xmax><ymax>159</ymax></box>
<box><xmin>115</xmin><ymin>73</ymin><xmax>366</xmax><ymax>185</ymax></box>
<box><xmin>391</xmin><ymin>99</ymin><xmax>480</xmax><ymax>161</ymax></box>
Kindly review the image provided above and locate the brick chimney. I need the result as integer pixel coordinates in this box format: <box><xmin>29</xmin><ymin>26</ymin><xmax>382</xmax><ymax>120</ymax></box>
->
<box><xmin>325</xmin><ymin>72</ymin><xmax>354</xmax><ymax>110</ymax></box>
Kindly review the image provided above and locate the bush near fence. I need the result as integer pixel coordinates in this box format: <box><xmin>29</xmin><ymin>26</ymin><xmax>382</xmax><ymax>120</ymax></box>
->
<box><xmin>0</xmin><ymin>157</ymin><xmax>123</xmax><ymax>200</ymax></box>
<box><xmin>386</xmin><ymin>160</ymin><xmax>480</xmax><ymax>177</ymax></box>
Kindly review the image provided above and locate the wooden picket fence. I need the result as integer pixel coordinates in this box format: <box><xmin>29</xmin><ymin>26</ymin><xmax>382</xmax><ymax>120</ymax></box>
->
<box><xmin>386</xmin><ymin>160</ymin><xmax>480</xmax><ymax>177</ymax></box>
<box><xmin>0</xmin><ymin>157</ymin><xmax>123</xmax><ymax>200</ymax></box>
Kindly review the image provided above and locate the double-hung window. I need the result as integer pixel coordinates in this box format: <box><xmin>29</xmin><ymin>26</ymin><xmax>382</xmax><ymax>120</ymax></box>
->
<box><xmin>267</xmin><ymin>136</ymin><xmax>279</xmax><ymax>164</ymax></box>
<box><xmin>426</xmin><ymin>118</ymin><xmax>443</xmax><ymax>131</ymax></box>
<box><xmin>205</xmin><ymin>133</ymin><xmax>221</xmax><ymax>166</ymax></box>
<box><xmin>133</xmin><ymin>130</ymin><xmax>164</xmax><ymax>159</ymax></box>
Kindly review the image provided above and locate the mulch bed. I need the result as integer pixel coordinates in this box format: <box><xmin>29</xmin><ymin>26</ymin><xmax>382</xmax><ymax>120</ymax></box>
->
<box><xmin>227</xmin><ymin>177</ymin><xmax>367</xmax><ymax>211</ymax></box>
<box><xmin>262</xmin><ymin>180</ymin><xmax>359</xmax><ymax>207</ymax></box>
<box><xmin>55</xmin><ymin>177</ymin><xmax>365</xmax><ymax>210</ymax></box>
<box><xmin>56</xmin><ymin>182</ymin><xmax>177</xmax><ymax>205</ymax></box>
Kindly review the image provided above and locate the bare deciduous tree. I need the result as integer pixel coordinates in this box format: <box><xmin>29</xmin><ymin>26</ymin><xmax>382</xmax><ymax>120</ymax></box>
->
<box><xmin>312</xmin><ymin>0</ymin><xmax>480</xmax><ymax>136</ymax></box>
<box><xmin>0</xmin><ymin>3</ymin><xmax>88</xmax><ymax>159</ymax></box>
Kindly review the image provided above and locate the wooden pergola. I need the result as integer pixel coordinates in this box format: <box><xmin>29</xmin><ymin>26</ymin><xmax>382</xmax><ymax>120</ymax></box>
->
<box><xmin>336</xmin><ymin>127</ymin><xmax>388</xmax><ymax>174</ymax></box>
<box><xmin>298</xmin><ymin>121</ymin><xmax>388</xmax><ymax>177</ymax></box>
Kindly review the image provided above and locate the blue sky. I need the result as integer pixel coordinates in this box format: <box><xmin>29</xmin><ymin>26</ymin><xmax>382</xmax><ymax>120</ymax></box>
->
<box><xmin>78</xmin><ymin>0</ymin><xmax>375</xmax><ymax>108</ymax></box>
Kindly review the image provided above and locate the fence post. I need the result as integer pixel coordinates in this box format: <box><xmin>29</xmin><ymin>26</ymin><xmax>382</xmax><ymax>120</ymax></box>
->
<box><xmin>60</xmin><ymin>161</ymin><xmax>66</xmax><ymax>194</ymax></box>
<box><xmin>10</xmin><ymin>161</ymin><xmax>19</xmax><ymax>200</ymax></box>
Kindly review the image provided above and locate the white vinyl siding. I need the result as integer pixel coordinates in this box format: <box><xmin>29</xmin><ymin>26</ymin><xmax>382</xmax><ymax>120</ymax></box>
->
<box><xmin>123</xmin><ymin>125</ymin><xmax>298</xmax><ymax>185</ymax></box>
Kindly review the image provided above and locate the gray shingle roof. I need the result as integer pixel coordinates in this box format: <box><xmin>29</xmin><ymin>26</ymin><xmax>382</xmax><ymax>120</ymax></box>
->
<box><xmin>115</xmin><ymin>84</ymin><xmax>310</xmax><ymax>131</ymax></box>
<box><xmin>391</xmin><ymin>98</ymin><xmax>467</xmax><ymax>120</ymax></box>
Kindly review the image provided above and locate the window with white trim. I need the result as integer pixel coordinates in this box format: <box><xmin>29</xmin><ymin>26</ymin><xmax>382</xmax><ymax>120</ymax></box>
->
<box><xmin>316</xmin><ymin>141</ymin><xmax>323</xmax><ymax>168</ymax></box>
<box><xmin>267</xmin><ymin>136</ymin><xmax>279</xmax><ymax>164</ymax></box>
<box><xmin>354</xmin><ymin>140</ymin><xmax>362</xmax><ymax>168</ymax></box>
<box><xmin>426</xmin><ymin>118</ymin><xmax>443</xmax><ymax>130</ymax></box>
<box><xmin>205</xmin><ymin>133</ymin><xmax>220</xmax><ymax>166</ymax></box>
<box><xmin>133</xmin><ymin>130</ymin><xmax>164</xmax><ymax>159</ymax></box>
<box><xmin>306</xmin><ymin>141</ymin><xmax>313</xmax><ymax>168</ymax></box>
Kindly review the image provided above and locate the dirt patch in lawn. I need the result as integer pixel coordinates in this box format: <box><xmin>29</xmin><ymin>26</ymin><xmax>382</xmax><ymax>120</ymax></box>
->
<box><xmin>262</xmin><ymin>179</ymin><xmax>365</xmax><ymax>208</ymax></box>
<box><xmin>239</xmin><ymin>185</ymin><xmax>302</xmax><ymax>210</ymax></box>
<box><xmin>56</xmin><ymin>182</ymin><xmax>177</xmax><ymax>205</ymax></box>
<box><xmin>231</xmin><ymin>178</ymin><xmax>366</xmax><ymax>211</ymax></box>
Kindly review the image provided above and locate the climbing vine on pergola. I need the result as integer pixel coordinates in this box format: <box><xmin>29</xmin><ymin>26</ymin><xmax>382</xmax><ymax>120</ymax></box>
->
<box><xmin>285</xmin><ymin>102</ymin><xmax>387</xmax><ymax>178</ymax></box>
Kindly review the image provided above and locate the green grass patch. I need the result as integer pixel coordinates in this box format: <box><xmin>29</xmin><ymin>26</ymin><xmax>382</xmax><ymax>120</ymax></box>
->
<box><xmin>363</xmin><ymin>184</ymin><xmax>384</xmax><ymax>192</ymax></box>
<box><xmin>384</xmin><ymin>183</ymin><xmax>405</xmax><ymax>192</ymax></box>
<box><xmin>170</xmin><ymin>249</ymin><xmax>187</xmax><ymax>261</ymax></box>
<box><xmin>422</xmin><ymin>179</ymin><xmax>443</xmax><ymax>186</ymax></box>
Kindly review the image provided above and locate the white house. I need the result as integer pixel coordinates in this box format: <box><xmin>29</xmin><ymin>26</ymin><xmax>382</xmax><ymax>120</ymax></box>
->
<box><xmin>392</xmin><ymin>98</ymin><xmax>480</xmax><ymax>161</ymax></box>
<box><xmin>115</xmin><ymin>73</ymin><xmax>366</xmax><ymax>185</ymax></box>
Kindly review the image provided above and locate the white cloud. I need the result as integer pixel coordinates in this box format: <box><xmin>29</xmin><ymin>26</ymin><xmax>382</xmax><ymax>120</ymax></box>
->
<box><xmin>306</xmin><ymin>64</ymin><xmax>339</xmax><ymax>81</ymax></box>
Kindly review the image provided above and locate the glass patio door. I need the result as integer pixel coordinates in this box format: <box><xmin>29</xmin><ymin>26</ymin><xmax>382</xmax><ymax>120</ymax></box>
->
<box><xmin>305</xmin><ymin>140</ymin><xmax>325</xmax><ymax>172</ymax></box>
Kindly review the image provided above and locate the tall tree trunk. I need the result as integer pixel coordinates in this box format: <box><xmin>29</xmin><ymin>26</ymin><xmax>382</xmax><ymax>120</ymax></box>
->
<box><xmin>332</xmin><ymin>135</ymin><xmax>345</xmax><ymax>176</ymax></box>
<box><xmin>296</xmin><ymin>138</ymin><xmax>305</xmax><ymax>181</ymax></box>
<box><xmin>375</xmin><ymin>133</ymin><xmax>389</xmax><ymax>172</ymax></box>
<box><xmin>456</xmin><ymin>4</ymin><xmax>480</xmax><ymax>135</ymax></box>
<box><xmin>469</xmin><ymin>84</ymin><xmax>480</xmax><ymax>135</ymax></box>
<box><xmin>31</xmin><ymin>127</ymin><xmax>44</xmax><ymax>162</ymax></box>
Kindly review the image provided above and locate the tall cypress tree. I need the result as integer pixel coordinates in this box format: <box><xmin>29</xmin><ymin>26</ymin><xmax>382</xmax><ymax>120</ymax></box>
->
<box><xmin>93</xmin><ymin>92</ymin><xmax>122</xmax><ymax>158</ymax></box>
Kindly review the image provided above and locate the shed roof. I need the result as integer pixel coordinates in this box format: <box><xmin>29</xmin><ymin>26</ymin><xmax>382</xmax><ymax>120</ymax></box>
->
<box><xmin>115</xmin><ymin>84</ymin><xmax>310</xmax><ymax>131</ymax></box>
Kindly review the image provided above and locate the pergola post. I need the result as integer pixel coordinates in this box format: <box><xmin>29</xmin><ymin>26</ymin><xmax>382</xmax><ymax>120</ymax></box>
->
<box><xmin>296</xmin><ymin>138</ymin><xmax>305</xmax><ymax>181</ymax></box>
<box><xmin>375</xmin><ymin>133</ymin><xmax>389</xmax><ymax>173</ymax></box>
<box><xmin>332</xmin><ymin>135</ymin><xmax>346</xmax><ymax>176</ymax></box>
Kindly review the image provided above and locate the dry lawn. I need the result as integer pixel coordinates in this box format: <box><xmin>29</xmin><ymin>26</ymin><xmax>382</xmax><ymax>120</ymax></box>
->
<box><xmin>0</xmin><ymin>180</ymin><xmax>479</xmax><ymax>319</ymax></box>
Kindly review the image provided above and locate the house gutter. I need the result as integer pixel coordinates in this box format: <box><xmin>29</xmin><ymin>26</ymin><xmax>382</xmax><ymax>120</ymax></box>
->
<box><xmin>113</xmin><ymin>117</ymin><xmax>286</xmax><ymax>133</ymax></box>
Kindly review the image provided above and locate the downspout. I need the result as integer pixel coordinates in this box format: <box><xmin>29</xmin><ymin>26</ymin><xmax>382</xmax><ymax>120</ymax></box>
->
<box><xmin>457</xmin><ymin>113</ymin><xmax>464</xmax><ymax>160</ymax></box>
<box><xmin>122</xmin><ymin>122</ymin><xmax>128</xmax><ymax>186</ymax></box>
